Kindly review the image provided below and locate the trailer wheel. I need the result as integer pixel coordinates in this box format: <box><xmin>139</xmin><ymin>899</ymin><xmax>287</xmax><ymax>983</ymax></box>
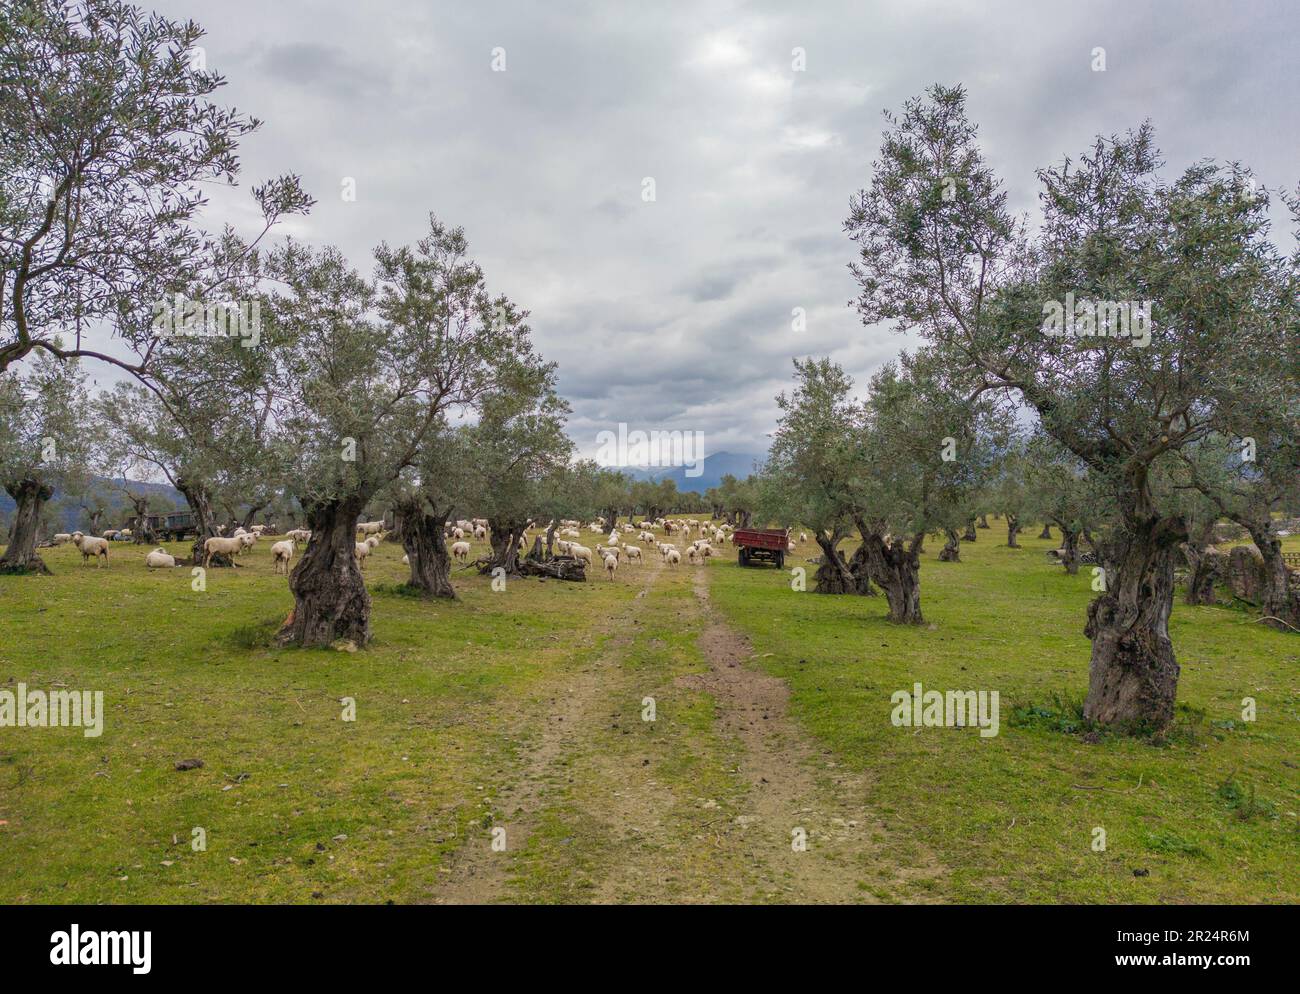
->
<box><xmin>775</xmin><ymin>551</ymin><xmax>784</xmax><ymax>569</ymax></box>
<box><xmin>739</xmin><ymin>547</ymin><xmax>749</xmax><ymax>567</ymax></box>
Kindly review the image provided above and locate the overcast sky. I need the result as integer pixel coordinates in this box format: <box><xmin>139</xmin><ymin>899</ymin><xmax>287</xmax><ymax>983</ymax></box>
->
<box><xmin>145</xmin><ymin>0</ymin><xmax>1299</xmax><ymax>463</ymax></box>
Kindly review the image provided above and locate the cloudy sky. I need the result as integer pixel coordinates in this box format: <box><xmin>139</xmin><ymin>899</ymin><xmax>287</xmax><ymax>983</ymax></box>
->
<box><xmin>149</xmin><ymin>0</ymin><xmax>1299</xmax><ymax>464</ymax></box>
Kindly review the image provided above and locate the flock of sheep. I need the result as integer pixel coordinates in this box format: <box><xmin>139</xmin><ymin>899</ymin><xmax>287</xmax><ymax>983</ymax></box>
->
<box><xmin>48</xmin><ymin>516</ymin><xmax>811</xmax><ymax>582</ymax></box>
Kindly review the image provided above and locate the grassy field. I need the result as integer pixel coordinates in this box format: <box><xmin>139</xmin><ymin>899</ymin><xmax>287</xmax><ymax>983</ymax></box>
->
<box><xmin>0</xmin><ymin>525</ymin><xmax>1295</xmax><ymax>903</ymax></box>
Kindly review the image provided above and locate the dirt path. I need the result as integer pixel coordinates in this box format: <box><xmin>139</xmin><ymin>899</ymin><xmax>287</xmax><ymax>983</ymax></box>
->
<box><xmin>430</xmin><ymin>561</ymin><xmax>666</xmax><ymax>903</ymax></box>
<box><xmin>432</xmin><ymin>559</ymin><xmax>938</xmax><ymax>903</ymax></box>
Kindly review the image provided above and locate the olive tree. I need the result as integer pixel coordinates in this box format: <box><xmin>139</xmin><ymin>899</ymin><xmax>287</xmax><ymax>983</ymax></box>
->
<box><xmin>0</xmin><ymin>352</ymin><xmax>92</xmax><ymax>571</ymax></box>
<box><xmin>846</xmin><ymin>84</ymin><xmax>1295</xmax><ymax>729</ymax></box>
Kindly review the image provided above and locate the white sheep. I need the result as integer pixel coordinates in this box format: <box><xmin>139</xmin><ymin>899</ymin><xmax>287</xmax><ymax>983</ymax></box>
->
<box><xmin>71</xmin><ymin>531</ymin><xmax>110</xmax><ymax>567</ymax></box>
<box><xmin>365</xmin><ymin>534</ymin><xmax>382</xmax><ymax>549</ymax></box>
<box><xmin>798</xmin><ymin>531</ymin><xmax>808</xmax><ymax>544</ymax></box>
<box><xmin>569</xmin><ymin>543</ymin><xmax>593</xmax><ymax>565</ymax></box>
<box><xmin>665</xmin><ymin>548</ymin><xmax>681</xmax><ymax>566</ymax></box>
<box><xmin>52</xmin><ymin>532</ymin><xmax>72</xmax><ymax>545</ymax></box>
<box><xmin>354</xmin><ymin>541</ymin><xmax>371</xmax><ymax>569</ymax></box>
<box><xmin>596</xmin><ymin>544</ymin><xmax>621</xmax><ymax>561</ymax></box>
<box><xmin>358</xmin><ymin>520</ymin><xmax>384</xmax><ymax>536</ymax></box>
<box><xmin>451</xmin><ymin>541</ymin><xmax>471</xmax><ymax>562</ymax></box>
<box><xmin>624</xmin><ymin>545</ymin><xmax>642</xmax><ymax>563</ymax></box>
<box><xmin>603</xmin><ymin>553</ymin><xmax>618</xmax><ymax>580</ymax></box>
<box><xmin>271</xmin><ymin>538</ymin><xmax>296</xmax><ymax>574</ymax></box>
<box><xmin>145</xmin><ymin>547</ymin><xmax>175</xmax><ymax>569</ymax></box>
<box><xmin>203</xmin><ymin>535</ymin><xmax>244</xmax><ymax>567</ymax></box>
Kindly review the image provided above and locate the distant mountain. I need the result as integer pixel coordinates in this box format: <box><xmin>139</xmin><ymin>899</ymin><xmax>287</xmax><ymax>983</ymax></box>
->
<box><xmin>617</xmin><ymin>450</ymin><xmax>765</xmax><ymax>495</ymax></box>
<box><xmin>0</xmin><ymin>477</ymin><xmax>187</xmax><ymax>532</ymax></box>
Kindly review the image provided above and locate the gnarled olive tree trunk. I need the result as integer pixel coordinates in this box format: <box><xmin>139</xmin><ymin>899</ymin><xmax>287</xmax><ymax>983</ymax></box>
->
<box><xmin>1242</xmin><ymin>520</ymin><xmax>1300</xmax><ymax>632</ymax></box>
<box><xmin>0</xmin><ymin>479</ymin><xmax>53</xmax><ymax>574</ymax></box>
<box><xmin>1082</xmin><ymin>498</ymin><xmax>1185</xmax><ymax>731</ymax></box>
<box><xmin>399</xmin><ymin>500</ymin><xmax>455</xmax><ymax>599</ymax></box>
<box><xmin>177</xmin><ymin>476</ymin><xmax>233</xmax><ymax>567</ymax></box>
<box><xmin>279</xmin><ymin>497</ymin><xmax>370</xmax><ymax>648</ymax></box>
<box><xmin>938</xmin><ymin>528</ymin><xmax>962</xmax><ymax>562</ymax></box>
<box><xmin>1055</xmin><ymin>523</ymin><xmax>1081</xmax><ymax>575</ymax></box>
<box><xmin>1006</xmin><ymin>513</ymin><xmax>1021</xmax><ymax>548</ymax></box>
<box><xmin>1181</xmin><ymin>541</ymin><xmax>1222</xmax><ymax>606</ymax></box>
<box><xmin>484</xmin><ymin>518</ymin><xmax>527</xmax><ymax>576</ymax></box>
<box><xmin>813</xmin><ymin>531</ymin><xmax>856</xmax><ymax>594</ymax></box>
<box><xmin>1038</xmin><ymin>523</ymin><xmax>1052</xmax><ymax>540</ymax></box>
<box><xmin>859</xmin><ymin>523</ymin><xmax>923</xmax><ymax>624</ymax></box>
<box><xmin>962</xmin><ymin>519</ymin><xmax>978</xmax><ymax>542</ymax></box>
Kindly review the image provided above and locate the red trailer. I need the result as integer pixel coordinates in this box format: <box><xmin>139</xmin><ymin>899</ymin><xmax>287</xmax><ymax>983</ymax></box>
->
<box><xmin>733</xmin><ymin>527</ymin><xmax>789</xmax><ymax>568</ymax></box>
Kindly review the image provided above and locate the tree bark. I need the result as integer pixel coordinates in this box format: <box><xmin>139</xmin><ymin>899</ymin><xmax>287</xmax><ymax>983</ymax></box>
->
<box><xmin>1082</xmin><ymin>505</ymin><xmax>1185</xmax><ymax>732</ymax></box>
<box><xmin>0</xmin><ymin>479</ymin><xmax>53</xmax><ymax>574</ymax></box>
<box><xmin>399</xmin><ymin>500</ymin><xmax>455</xmax><ymax>599</ymax></box>
<box><xmin>1006</xmin><ymin>514</ymin><xmax>1021</xmax><ymax>548</ymax></box>
<box><xmin>846</xmin><ymin>542</ymin><xmax>877</xmax><ymax>595</ymax></box>
<box><xmin>1242</xmin><ymin>520</ymin><xmax>1300</xmax><ymax>632</ymax></box>
<box><xmin>938</xmin><ymin>528</ymin><xmax>962</xmax><ymax>562</ymax></box>
<box><xmin>813</xmin><ymin>532</ymin><xmax>856</xmax><ymax>594</ymax></box>
<box><xmin>484</xmin><ymin>518</ymin><xmax>526</xmax><ymax>576</ymax></box>
<box><xmin>961</xmin><ymin>519</ymin><xmax>978</xmax><ymax>542</ymax></box>
<box><xmin>278</xmin><ymin>497</ymin><xmax>371</xmax><ymax>648</ymax></box>
<box><xmin>1181</xmin><ymin>542</ymin><xmax>1222</xmax><ymax>606</ymax></box>
<box><xmin>861</xmin><ymin>528</ymin><xmax>923</xmax><ymax>624</ymax></box>
<box><xmin>177</xmin><ymin>476</ymin><xmax>233</xmax><ymax>567</ymax></box>
<box><xmin>1038</xmin><ymin>523</ymin><xmax>1052</xmax><ymax>540</ymax></box>
<box><xmin>978</xmin><ymin>514</ymin><xmax>990</xmax><ymax>529</ymax></box>
<box><xmin>1055</xmin><ymin>524</ymin><xmax>1081</xmax><ymax>575</ymax></box>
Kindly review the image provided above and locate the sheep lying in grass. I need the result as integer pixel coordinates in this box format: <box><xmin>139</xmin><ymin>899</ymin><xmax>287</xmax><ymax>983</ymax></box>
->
<box><xmin>203</xmin><ymin>535</ymin><xmax>244</xmax><ymax>567</ymax></box>
<box><xmin>603</xmin><ymin>553</ymin><xmax>618</xmax><ymax>580</ymax></box>
<box><xmin>271</xmin><ymin>539</ymin><xmax>295</xmax><ymax>574</ymax></box>
<box><xmin>450</xmin><ymin>541</ymin><xmax>471</xmax><ymax>562</ymax></box>
<box><xmin>71</xmin><ymin>531</ymin><xmax>110</xmax><ymax>567</ymax></box>
<box><xmin>145</xmin><ymin>547</ymin><xmax>175</xmax><ymax>569</ymax></box>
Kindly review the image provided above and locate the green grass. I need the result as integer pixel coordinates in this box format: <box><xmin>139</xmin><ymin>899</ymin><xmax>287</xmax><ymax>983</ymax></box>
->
<box><xmin>0</xmin><ymin>535</ymin><xmax>626</xmax><ymax>903</ymax></box>
<box><xmin>708</xmin><ymin>525</ymin><xmax>1300</xmax><ymax>903</ymax></box>
<box><xmin>1</xmin><ymin>525</ymin><xmax>1296</xmax><ymax>903</ymax></box>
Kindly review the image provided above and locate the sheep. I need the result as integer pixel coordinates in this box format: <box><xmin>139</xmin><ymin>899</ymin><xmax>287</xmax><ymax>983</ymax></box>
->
<box><xmin>365</xmin><ymin>534</ymin><xmax>382</xmax><ymax>549</ymax></box>
<box><xmin>624</xmin><ymin>545</ymin><xmax>642</xmax><ymax>564</ymax></box>
<box><xmin>603</xmin><ymin>553</ymin><xmax>619</xmax><ymax>580</ymax></box>
<box><xmin>52</xmin><ymin>533</ymin><xmax>72</xmax><ymax>545</ymax></box>
<box><xmin>271</xmin><ymin>538</ymin><xmax>296</xmax><ymax>574</ymax></box>
<box><xmin>451</xmin><ymin>541</ymin><xmax>471</xmax><ymax>562</ymax></box>
<box><xmin>358</xmin><ymin>520</ymin><xmax>384</xmax><ymax>536</ymax></box>
<box><xmin>203</xmin><ymin>535</ymin><xmax>244</xmax><ymax>567</ymax></box>
<box><xmin>71</xmin><ymin>531</ymin><xmax>110</xmax><ymax>567</ymax></box>
<box><xmin>474</xmin><ymin>525</ymin><xmax>488</xmax><ymax>540</ymax></box>
<box><xmin>285</xmin><ymin>528</ymin><xmax>311</xmax><ymax>543</ymax></box>
<box><xmin>354</xmin><ymin>541</ymin><xmax>371</xmax><ymax>569</ymax></box>
<box><xmin>555</xmin><ymin>539</ymin><xmax>572</xmax><ymax>555</ymax></box>
<box><xmin>798</xmin><ymin>531</ymin><xmax>808</xmax><ymax>544</ymax></box>
<box><xmin>145</xmin><ymin>547</ymin><xmax>175</xmax><ymax>569</ymax></box>
<box><xmin>452</xmin><ymin>527</ymin><xmax>465</xmax><ymax>540</ymax></box>
<box><xmin>664</xmin><ymin>548</ymin><xmax>681</xmax><ymax>566</ymax></box>
<box><xmin>237</xmin><ymin>532</ymin><xmax>257</xmax><ymax>554</ymax></box>
<box><xmin>596</xmin><ymin>544</ymin><xmax>621</xmax><ymax>561</ymax></box>
<box><xmin>569</xmin><ymin>543</ymin><xmax>593</xmax><ymax>565</ymax></box>
<box><xmin>687</xmin><ymin>547</ymin><xmax>702</xmax><ymax>565</ymax></box>
<box><xmin>787</xmin><ymin>540</ymin><xmax>796</xmax><ymax>553</ymax></box>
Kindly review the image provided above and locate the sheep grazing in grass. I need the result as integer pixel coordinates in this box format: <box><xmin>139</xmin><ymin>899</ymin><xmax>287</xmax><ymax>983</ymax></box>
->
<box><xmin>52</xmin><ymin>532</ymin><xmax>72</xmax><ymax>545</ymax></box>
<box><xmin>71</xmin><ymin>532</ymin><xmax>110</xmax><ymax>567</ymax></box>
<box><xmin>402</xmin><ymin>553</ymin><xmax>409</xmax><ymax>565</ymax></box>
<box><xmin>450</xmin><ymin>541</ymin><xmax>471</xmax><ymax>562</ymax></box>
<box><xmin>569</xmin><ymin>543</ymin><xmax>593</xmax><ymax>566</ymax></box>
<box><xmin>664</xmin><ymin>548</ymin><xmax>681</xmax><ymax>566</ymax></box>
<box><xmin>203</xmin><ymin>535</ymin><xmax>244</xmax><ymax>567</ymax></box>
<box><xmin>365</xmin><ymin>534</ymin><xmax>382</xmax><ymax>549</ymax></box>
<box><xmin>798</xmin><ymin>531</ymin><xmax>808</xmax><ymax>544</ymax></box>
<box><xmin>603</xmin><ymin>553</ymin><xmax>618</xmax><ymax>580</ymax></box>
<box><xmin>358</xmin><ymin>520</ymin><xmax>384</xmax><ymax>536</ymax></box>
<box><xmin>474</xmin><ymin>525</ymin><xmax>488</xmax><ymax>540</ymax></box>
<box><xmin>554</xmin><ymin>539</ymin><xmax>572</xmax><ymax>555</ymax></box>
<box><xmin>145</xmin><ymin>547</ymin><xmax>175</xmax><ymax>569</ymax></box>
<box><xmin>271</xmin><ymin>539</ymin><xmax>296</xmax><ymax>574</ymax></box>
<box><xmin>687</xmin><ymin>547</ymin><xmax>702</xmax><ymax>565</ymax></box>
<box><xmin>596</xmin><ymin>544</ymin><xmax>620</xmax><ymax>562</ymax></box>
<box><xmin>624</xmin><ymin>545</ymin><xmax>642</xmax><ymax>564</ymax></box>
<box><xmin>353</xmin><ymin>541</ymin><xmax>372</xmax><ymax>569</ymax></box>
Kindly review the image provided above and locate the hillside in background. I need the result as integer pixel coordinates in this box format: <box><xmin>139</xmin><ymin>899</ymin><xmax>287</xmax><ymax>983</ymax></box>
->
<box><xmin>617</xmin><ymin>450</ymin><xmax>764</xmax><ymax>494</ymax></box>
<box><xmin>0</xmin><ymin>478</ymin><xmax>187</xmax><ymax>532</ymax></box>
